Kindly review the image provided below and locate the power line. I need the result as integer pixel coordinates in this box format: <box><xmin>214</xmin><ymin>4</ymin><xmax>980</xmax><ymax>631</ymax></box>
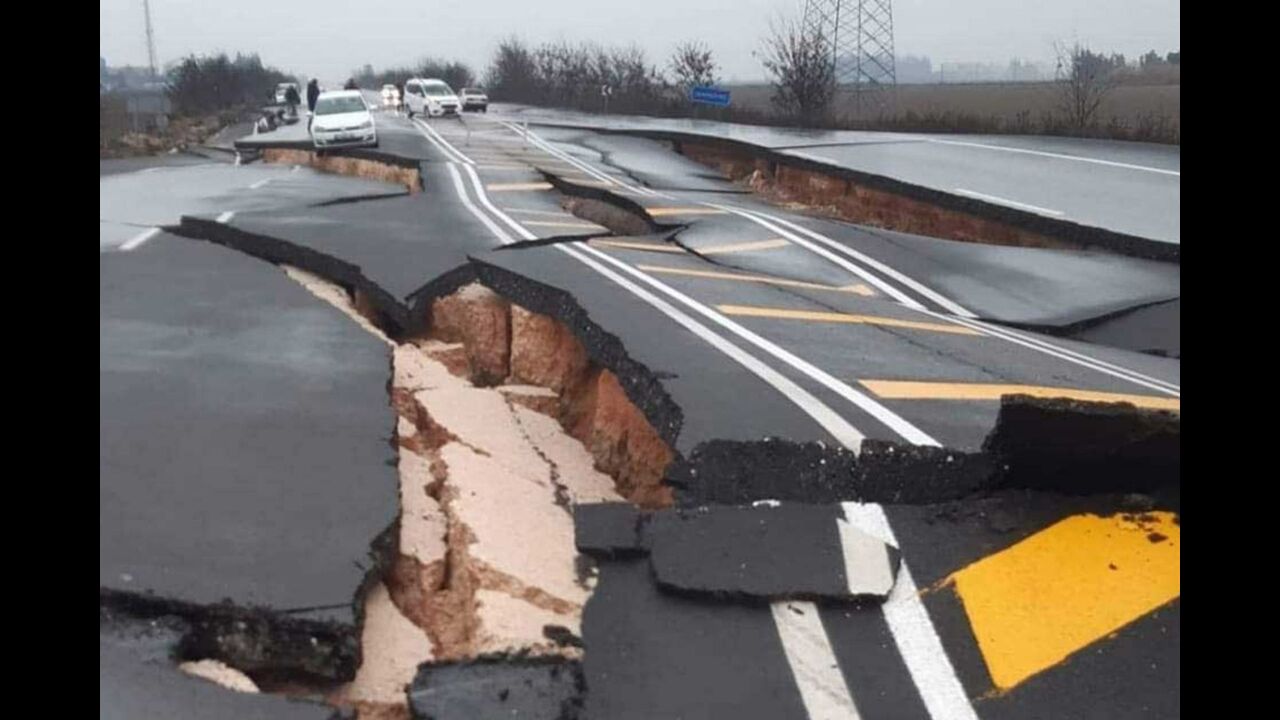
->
<box><xmin>802</xmin><ymin>0</ymin><xmax>897</xmax><ymax>114</ymax></box>
<box><xmin>143</xmin><ymin>0</ymin><xmax>158</xmax><ymax>78</ymax></box>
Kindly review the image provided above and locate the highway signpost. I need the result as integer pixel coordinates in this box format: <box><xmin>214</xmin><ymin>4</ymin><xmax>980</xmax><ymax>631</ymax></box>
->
<box><xmin>689</xmin><ymin>85</ymin><xmax>731</xmax><ymax>107</ymax></box>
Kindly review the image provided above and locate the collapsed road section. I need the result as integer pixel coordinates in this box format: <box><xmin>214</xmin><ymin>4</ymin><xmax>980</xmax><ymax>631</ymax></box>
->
<box><xmin>103</xmin><ymin>110</ymin><xmax>1179</xmax><ymax>720</ymax></box>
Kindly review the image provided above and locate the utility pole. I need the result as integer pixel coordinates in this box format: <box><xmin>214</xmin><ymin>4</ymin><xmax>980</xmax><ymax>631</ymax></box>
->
<box><xmin>802</xmin><ymin>0</ymin><xmax>897</xmax><ymax>117</ymax></box>
<box><xmin>143</xmin><ymin>0</ymin><xmax>158</xmax><ymax>79</ymax></box>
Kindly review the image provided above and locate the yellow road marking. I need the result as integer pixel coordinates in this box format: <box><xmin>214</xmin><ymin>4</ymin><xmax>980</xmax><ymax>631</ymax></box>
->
<box><xmin>521</xmin><ymin>220</ymin><xmax>605</xmax><ymax>230</ymax></box>
<box><xmin>502</xmin><ymin>208</ymin><xmax>578</xmax><ymax>218</ymax></box>
<box><xmin>716</xmin><ymin>304</ymin><xmax>978</xmax><ymax>334</ymax></box>
<box><xmin>641</xmin><ymin>266</ymin><xmax>875</xmax><ymax>296</ymax></box>
<box><xmin>485</xmin><ymin>182</ymin><xmax>552</xmax><ymax>192</ymax></box>
<box><xmin>646</xmin><ymin>207</ymin><xmax>729</xmax><ymax>217</ymax></box>
<box><xmin>858</xmin><ymin>380</ymin><xmax>1180</xmax><ymax>411</ymax></box>
<box><xmin>590</xmin><ymin>239</ymin><xmax>686</xmax><ymax>254</ymax></box>
<box><xmin>944</xmin><ymin>512</ymin><xmax>1179</xmax><ymax>691</ymax></box>
<box><xmin>699</xmin><ymin>238</ymin><xmax>792</xmax><ymax>255</ymax></box>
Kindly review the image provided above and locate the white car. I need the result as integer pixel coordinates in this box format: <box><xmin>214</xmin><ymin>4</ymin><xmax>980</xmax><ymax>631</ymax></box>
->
<box><xmin>274</xmin><ymin>82</ymin><xmax>300</xmax><ymax>105</ymax></box>
<box><xmin>381</xmin><ymin>84</ymin><xmax>401</xmax><ymax>109</ymax></box>
<box><xmin>460</xmin><ymin>87</ymin><xmax>489</xmax><ymax>112</ymax></box>
<box><xmin>404</xmin><ymin>78</ymin><xmax>460</xmax><ymax>118</ymax></box>
<box><xmin>309</xmin><ymin>90</ymin><xmax>378</xmax><ymax>149</ymax></box>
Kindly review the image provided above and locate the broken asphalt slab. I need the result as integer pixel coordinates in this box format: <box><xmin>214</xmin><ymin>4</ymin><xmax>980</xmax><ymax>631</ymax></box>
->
<box><xmin>100</xmin><ymin>611</ymin><xmax>341</xmax><ymax>720</ymax></box>
<box><xmin>666</xmin><ymin>438</ymin><xmax>998</xmax><ymax>506</ymax></box>
<box><xmin>407</xmin><ymin>657</ymin><xmax>584</xmax><ymax>720</ymax></box>
<box><xmin>100</xmin><ymin>162</ymin><xmax>407</xmax><ymax>250</ymax></box>
<box><xmin>983</xmin><ymin>394</ymin><xmax>1180</xmax><ymax>494</ymax></box>
<box><xmin>100</xmin><ymin>234</ymin><xmax>396</xmax><ymax>621</ymax></box>
<box><xmin>665</xmin><ymin>394</ymin><xmax>1176</xmax><ymax>507</ymax></box>
<box><xmin>579</xmin><ymin>489</ymin><xmax>1178</xmax><ymax>720</ymax></box>
<box><xmin>581</xmin><ymin>558</ymin><xmax>815</xmax><ymax>720</ymax></box>
<box><xmin>647</xmin><ymin>504</ymin><xmax>900</xmax><ymax>601</ymax></box>
<box><xmin>574</xmin><ymin>502</ymin><xmax>647</xmax><ymax>558</ymax></box>
<box><xmin>466</xmin><ymin>246</ymin><xmax>844</xmax><ymax>453</ymax></box>
<box><xmin>792</xmin><ymin>218</ymin><xmax>1181</xmax><ymax>330</ymax></box>
<box><xmin>577</xmin><ymin>502</ymin><xmax>900</xmax><ymax>601</ymax></box>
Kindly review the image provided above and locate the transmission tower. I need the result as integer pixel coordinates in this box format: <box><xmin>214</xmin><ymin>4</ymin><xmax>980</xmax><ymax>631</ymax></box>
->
<box><xmin>801</xmin><ymin>0</ymin><xmax>897</xmax><ymax>115</ymax></box>
<box><xmin>142</xmin><ymin>0</ymin><xmax>158</xmax><ymax>79</ymax></box>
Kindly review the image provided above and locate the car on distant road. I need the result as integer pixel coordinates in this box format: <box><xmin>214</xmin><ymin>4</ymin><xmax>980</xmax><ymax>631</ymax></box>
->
<box><xmin>404</xmin><ymin>78</ymin><xmax>460</xmax><ymax>118</ymax></box>
<box><xmin>381</xmin><ymin>84</ymin><xmax>401</xmax><ymax>109</ymax></box>
<box><xmin>460</xmin><ymin>87</ymin><xmax>489</xmax><ymax>112</ymax></box>
<box><xmin>309</xmin><ymin>90</ymin><xmax>378</xmax><ymax>149</ymax></box>
<box><xmin>274</xmin><ymin>82</ymin><xmax>300</xmax><ymax>105</ymax></box>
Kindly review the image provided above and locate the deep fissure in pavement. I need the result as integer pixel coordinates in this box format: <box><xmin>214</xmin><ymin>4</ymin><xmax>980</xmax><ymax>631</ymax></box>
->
<box><xmin>277</xmin><ymin>264</ymin><xmax>678</xmax><ymax>718</ymax></box>
<box><xmin>259</xmin><ymin>147</ymin><xmax>423</xmax><ymax>193</ymax></box>
<box><xmin>145</xmin><ymin>153</ymin><xmax>1179</xmax><ymax>717</ymax></box>
<box><xmin>648</xmin><ymin>135</ymin><xmax>1179</xmax><ymax>263</ymax></box>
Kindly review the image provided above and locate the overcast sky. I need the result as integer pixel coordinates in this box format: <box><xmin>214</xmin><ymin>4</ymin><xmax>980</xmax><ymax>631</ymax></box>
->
<box><xmin>101</xmin><ymin>0</ymin><xmax>1180</xmax><ymax>82</ymax></box>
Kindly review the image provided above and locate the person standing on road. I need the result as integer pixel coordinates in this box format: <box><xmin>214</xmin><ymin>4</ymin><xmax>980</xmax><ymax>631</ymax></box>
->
<box><xmin>284</xmin><ymin>84</ymin><xmax>301</xmax><ymax>120</ymax></box>
<box><xmin>306</xmin><ymin>79</ymin><xmax>320</xmax><ymax>130</ymax></box>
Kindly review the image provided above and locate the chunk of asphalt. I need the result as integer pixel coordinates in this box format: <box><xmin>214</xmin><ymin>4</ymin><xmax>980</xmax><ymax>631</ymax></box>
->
<box><xmin>983</xmin><ymin>395</ymin><xmax>1180</xmax><ymax>494</ymax></box>
<box><xmin>408</xmin><ymin>657</ymin><xmax>584</xmax><ymax>720</ymax></box>
<box><xmin>99</xmin><ymin>610</ymin><xmax>341</xmax><ymax>720</ymax></box>
<box><xmin>573</xmin><ymin>503</ymin><xmax>648</xmax><ymax>558</ymax></box>
<box><xmin>100</xmin><ymin>236</ymin><xmax>397</xmax><ymax>623</ymax></box>
<box><xmin>647</xmin><ymin>504</ymin><xmax>899</xmax><ymax>601</ymax></box>
<box><xmin>851</xmin><ymin>439</ymin><xmax>998</xmax><ymax>503</ymax></box>
<box><xmin>665</xmin><ymin>439</ymin><xmax>859</xmax><ymax>506</ymax></box>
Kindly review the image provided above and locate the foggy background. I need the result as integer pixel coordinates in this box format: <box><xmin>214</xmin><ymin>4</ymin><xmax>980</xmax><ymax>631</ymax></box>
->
<box><xmin>100</xmin><ymin>0</ymin><xmax>1180</xmax><ymax>83</ymax></box>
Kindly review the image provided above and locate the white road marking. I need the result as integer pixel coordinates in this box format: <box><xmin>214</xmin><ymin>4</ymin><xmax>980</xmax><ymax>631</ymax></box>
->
<box><xmin>500</xmin><ymin>121</ymin><xmax>617</xmax><ymax>186</ymax></box>
<box><xmin>961</xmin><ymin>316</ymin><xmax>1179</xmax><ymax>393</ymax></box>
<box><xmin>413</xmin><ymin>119</ymin><xmax>472</xmax><ymax>165</ymax></box>
<box><xmin>743</xmin><ymin>209</ymin><xmax>977</xmax><ymax>318</ymax></box>
<box><xmin>840</xmin><ymin>502</ymin><xmax>979</xmax><ymax>720</ymax></box>
<box><xmin>446</xmin><ymin>155</ymin><xmax>974</xmax><ymax>719</ymax></box>
<box><xmin>444</xmin><ymin>126</ymin><xmax>1177</xmax><ymax>719</ymax></box>
<box><xmin>446</xmin><ymin>164</ymin><xmax>514</xmax><ymax>244</ymax></box>
<box><xmin>455</xmin><ymin>161</ymin><xmax>865</xmax><ymax>448</ymax></box>
<box><xmin>705</xmin><ymin>202</ymin><xmax>931</xmax><ymax>313</ymax></box>
<box><xmin>502</xmin><ymin>121</ymin><xmax>670</xmax><ymax>198</ymax></box>
<box><xmin>952</xmin><ymin>188</ymin><xmax>1064</xmax><ymax>217</ymax></box>
<box><xmin>216</xmin><ymin>211</ymin><xmax>236</xmax><ymax>223</ymax></box>
<box><xmin>417</xmin><ymin>119</ymin><xmax>474</xmax><ymax>165</ymax></box>
<box><xmin>836</xmin><ymin>517</ymin><xmax>896</xmax><ymax>597</ymax></box>
<box><xmin>730</xmin><ymin>206</ymin><xmax>1178</xmax><ymax>394</ymax></box>
<box><xmin>771</xmin><ymin>602</ymin><xmax>863</xmax><ymax>720</ymax></box>
<box><xmin>927</xmin><ymin>310</ymin><xmax>1180</xmax><ymax>396</ymax></box>
<box><xmin>120</xmin><ymin>227</ymin><xmax>161</xmax><ymax>251</ymax></box>
<box><xmin>927</xmin><ymin>138</ymin><xmax>1180</xmax><ymax>176</ymax></box>
<box><xmin>248</xmin><ymin>178</ymin><xmax>273</xmax><ymax>190</ymax></box>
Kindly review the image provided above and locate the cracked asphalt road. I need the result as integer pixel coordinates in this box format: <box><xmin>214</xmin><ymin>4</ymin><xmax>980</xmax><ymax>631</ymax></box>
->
<box><xmin>99</xmin><ymin>103</ymin><xmax>1180</xmax><ymax>719</ymax></box>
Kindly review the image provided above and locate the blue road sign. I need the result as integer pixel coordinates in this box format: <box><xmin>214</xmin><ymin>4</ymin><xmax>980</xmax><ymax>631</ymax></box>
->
<box><xmin>690</xmin><ymin>85</ymin><xmax>731</xmax><ymax>107</ymax></box>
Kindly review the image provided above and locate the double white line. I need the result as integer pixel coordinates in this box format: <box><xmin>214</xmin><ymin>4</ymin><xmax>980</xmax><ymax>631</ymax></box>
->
<box><xmin>500</xmin><ymin>123</ymin><xmax>1179</xmax><ymax>398</ymax></box>
<box><xmin>499</xmin><ymin>120</ymin><xmax>673</xmax><ymax>199</ymax></box>
<box><xmin>437</xmin><ymin>125</ymin><xmax>977</xmax><ymax>719</ymax></box>
<box><xmin>703</xmin><ymin>202</ymin><xmax>1178</xmax><ymax>396</ymax></box>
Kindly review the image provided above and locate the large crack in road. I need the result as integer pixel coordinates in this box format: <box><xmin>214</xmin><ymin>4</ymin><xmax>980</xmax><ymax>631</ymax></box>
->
<box><xmin>104</xmin><ymin>125</ymin><xmax>1180</xmax><ymax>719</ymax></box>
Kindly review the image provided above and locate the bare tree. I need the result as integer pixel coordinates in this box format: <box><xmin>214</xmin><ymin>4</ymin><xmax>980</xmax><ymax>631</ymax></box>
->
<box><xmin>1054</xmin><ymin>41</ymin><xmax>1119</xmax><ymax>131</ymax></box>
<box><xmin>485</xmin><ymin>36</ymin><xmax>539</xmax><ymax>101</ymax></box>
<box><xmin>669</xmin><ymin>40</ymin><xmax>718</xmax><ymax>95</ymax></box>
<box><xmin>760</xmin><ymin>18</ymin><xmax>835</xmax><ymax>120</ymax></box>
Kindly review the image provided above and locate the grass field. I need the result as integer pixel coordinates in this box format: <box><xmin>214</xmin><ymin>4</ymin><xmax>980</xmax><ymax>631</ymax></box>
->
<box><xmin>727</xmin><ymin>79</ymin><xmax>1180</xmax><ymax>143</ymax></box>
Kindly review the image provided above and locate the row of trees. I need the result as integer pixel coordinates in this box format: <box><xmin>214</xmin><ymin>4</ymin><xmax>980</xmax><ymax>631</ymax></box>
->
<box><xmin>351</xmin><ymin>59</ymin><xmax>476</xmax><ymax>95</ymax></box>
<box><xmin>166</xmin><ymin>53</ymin><xmax>295</xmax><ymax>116</ymax></box>
<box><xmin>484</xmin><ymin>37</ymin><xmax>718</xmax><ymax>114</ymax></box>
